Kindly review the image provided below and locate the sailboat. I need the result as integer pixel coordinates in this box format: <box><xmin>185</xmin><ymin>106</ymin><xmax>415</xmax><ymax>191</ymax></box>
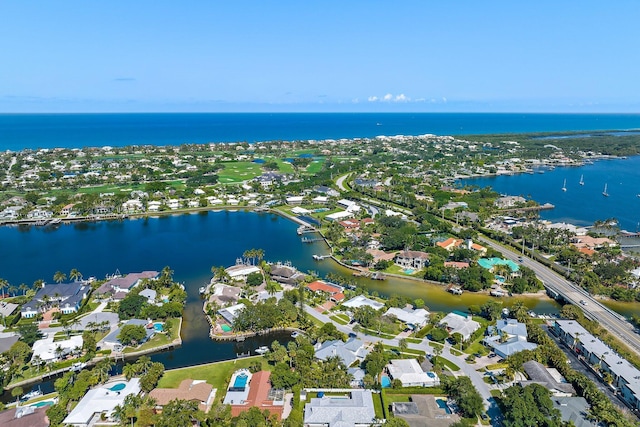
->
<box><xmin>602</xmin><ymin>183</ymin><xmax>609</xmax><ymax>197</ymax></box>
<box><xmin>579</xmin><ymin>174</ymin><xmax>584</xmax><ymax>186</ymax></box>
<box><xmin>561</xmin><ymin>179</ymin><xmax>567</xmax><ymax>192</ymax></box>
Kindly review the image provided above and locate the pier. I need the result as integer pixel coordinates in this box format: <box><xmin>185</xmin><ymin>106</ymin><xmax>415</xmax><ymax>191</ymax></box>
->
<box><xmin>312</xmin><ymin>254</ymin><xmax>331</xmax><ymax>260</ymax></box>
<box><xmin>301</xmin><ymin>236</ymin><xmax>324</xmax><ymax>243</ymax></box>
<box><xmin>297</xmin><ymin>225</ymin><xmax>317</xmax><ymax>235</ymax></box>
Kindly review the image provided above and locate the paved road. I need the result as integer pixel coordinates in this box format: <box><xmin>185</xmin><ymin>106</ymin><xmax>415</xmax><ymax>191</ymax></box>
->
<box><xmin>479</xmin><ymin>236</ymin><xmax>640</xmax><ymax>356</ymax></box>
<box><xmin>304</xmin><ymin>306</ymin><xmax>501</xmax><ymax>421</ymax></box>
<box><xmin>336</xmin><ymin>173</ymin><xmax>351</xmax><ymax>192</ymax></box>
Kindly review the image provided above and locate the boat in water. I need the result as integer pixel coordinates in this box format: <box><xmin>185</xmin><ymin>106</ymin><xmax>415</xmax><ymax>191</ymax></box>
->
<box><xmin>21</xmin><ymin>387</ymin><xmax>42</xmax><ymax>401</ymax></box>
<box><xmin>579</xmin><ymin>174</ymin><xmax>584</xmax><ymax>185</ymax></box>
<box><xmin>603</xmin><ymin>183</ymin><xmax>609</xmax><ymax>197</ymax></box>
<box><xmin>561</xmin><ymin>179</ymin><xmax>567</xmax><ymax>192</ymax></box>
<box><xmin>255</xmin><ymin>346</ymin><xmax>270</xmax><ymax>355</ymax></box>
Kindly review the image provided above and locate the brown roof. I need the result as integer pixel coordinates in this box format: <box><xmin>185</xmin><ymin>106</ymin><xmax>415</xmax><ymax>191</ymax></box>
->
<box><xmin>230</xmin><ymin>371</ymin><xmax>284</xmax><ymax>420</ymax></box>
<box><xmin>307</xmin><ymin>281</ymin><xmax>342</xmax><ymax>294</ymax></box>
<box><xmin>0</xmin><ymin>407</ymin><xmax>48</xmax><ymax>427</ymax></box>
<box><xmin>150</xmin><ymin>379</ymin><xmax>214</xmax><ymax>412</ymax></box>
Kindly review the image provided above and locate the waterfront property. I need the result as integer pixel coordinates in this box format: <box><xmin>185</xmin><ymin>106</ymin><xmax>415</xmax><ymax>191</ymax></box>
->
<box><xmin>394</xmin><ymin>250</ymin><xmax>431</xmax><ymax>270</ymax></box>
<box><xmin>269</xmin><ymin>262</ymin><xmax>306</xmax><ymax>285</ymax></box>
<box><xmin>225</xmin><ymin>263</ymin><xmax>261</xmax><ymax>282</ymax></box>
<box><xmin>217</xmin><ymin>303</ymin><xmax>246</xmax><ymax>325</ymax></box>
<box><xmin>0</xmin><ymin>406</ymin><xmax>48</xmax><ymax>427</ymax></box>
<box><xmin>95</xmin><ymin>271</ymin><xmax>160</xmax><ymax>297</ymax></box>
<box><xmin>63</xmin><ymin>378</ymin><xmax>142</xmax><ymax>426</ymax></box>
<box><xmin>103</xmin><ymin>319</ymin><xmax>156</xmax><ymax>350</ymax></box>
<box><xmin>20</xmin><ymin>281</ymin><xmax>88</xmax><ymax>318</ymax></box>
<box><xmin>303</xmin><ymin>389</ymin><xmax>376</xmax><ymax>427</ymax></box>
<box><xmin>553</xmin><ymin>320</ymin><xmax>640</xmax><ymax>410</ymax></box>
<box><xmin>483</xmin><ymin>319</ymin><xmax>537</xmax><ymax>358</ymax></box>
<box><xmin>149</xmin><ymin>379</ymin><xmax>216</xmax><ymax>413</ymax></box>
<box><xmin>0</xmin><ymin>301</ymin><xmax>18</xmax><ymax>317</ymax></box>
<box><xmin>31</xmin><ymin>334</ymin><xmax>83</xmax><ymax>363</ymax></box>
<box><xmin>224</xmin><ymin>370</ymin><xmax>284</xmax><ymax>420</ymax></box>
<box><xmin>478</xmin><ymin>257</ymin><xmax>520</xmax><ymax>273</ymax></box>
<box><xmin>0</xmin><ymin>332</ymin><xmax>20</xmax><ymax>353</ymax></box>
<box><xmin>438</xmin><ymin>312</ymin><xmax>480</xmax><ymax>341</ymax></box>
<box><xmin>306</xmin><ymin>280</ymin><xmax>345</xmax><ymax>303</ymax></box>
<box><xmin>386</xmin><ymin>359</ymin><xmax>440</xmax><ymax>387</ymax></box>
<box><xmin>551</xmin><ymin>397</ymin><xmax>595</xmax><ymax>427</ymax></box>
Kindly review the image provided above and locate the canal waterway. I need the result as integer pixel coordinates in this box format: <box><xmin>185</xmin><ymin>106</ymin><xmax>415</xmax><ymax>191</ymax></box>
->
<box><xmin>0</xmin><ymin>210</ymin><xmax>564</xmax><ymax>368</ymax></box>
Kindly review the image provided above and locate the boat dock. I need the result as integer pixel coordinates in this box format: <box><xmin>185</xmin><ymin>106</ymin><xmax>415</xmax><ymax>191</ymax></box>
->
<box><xmin>302</xmin><ymin>236</ymin><xmax>324</xmax><ymax>243</ymax></box>
<box><xmin>447</xmin><ymin>285</ymin><xmax>463</xmax><ymax>295</ymax></box>
<box><xmin>297</xmin><ymin>225</ymin><xmax>317</xmax><ymax>235</ymax></box>
<box><xmin>312</xmin><ymin>254</ymin><xmax>331</xmax><ymax>260</ymax></box>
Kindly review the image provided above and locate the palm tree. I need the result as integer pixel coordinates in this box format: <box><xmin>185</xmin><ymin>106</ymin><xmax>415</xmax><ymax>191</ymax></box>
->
<box><xmin>0</xmin><ymin>278</ymin><xmax>8</xmax><ymax>299</ymax></box>
<box><xmin>32</xmin><ymin>355</ymin><xmax>44</xmax><ymax>373</ymax></box>
<box><xmin>211</xmin><ymin>266</ymin><xmax>230</xmax><ymax>283</ymax></box>
<box><xmin>69</xmin><ymin>268</ymin><xmax>82</xmax><ymax>282</ymax></box>
<box><xmin>398</xmin><ymin>338</ymin><xmax>408</xmax><ymax>357</ymax></box>
<box><xmin>242</xmin><ymin>249</ymin><xmax>255</xmax><ymax>265</ymax></box>
<box><xmin>8</xmin><ymin>286</ymin><xmax>17</xmax><ymax>297</ymax></box>
<box><xmin>19</xmin><ymin>283</ymin><xmax>29</xmax><ymax>296</ymax></box>
<box><xmin>53</xmin><ymin>271</ymin><xmax>67</xmax><ymax>283</ymax></box>
<box><xmin>255</xmin><ymin>248</ymin><xmax>265</xmax><ymax>264</ymax></box>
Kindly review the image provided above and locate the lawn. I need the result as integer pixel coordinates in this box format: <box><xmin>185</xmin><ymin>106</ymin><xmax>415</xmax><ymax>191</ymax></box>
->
<box><xmin>372</xmin><ymin>391</ymin><xmax>385</xmax><ymax>419</ymax></box>
<box><xmin>122</xmin><ymin>318</ymin><xmax>181</xmax><ymax>354</ymax></box>
<box><xmin>305</xmin><ymin>159</ymin><xmax>325</xmax><ymax>174</ymax></box>
<box><xmin>217</xmin><ymin>161</ymin><xmax>263</xmax><ymax>183</ymax></box>
<box><xmin>434</xmin><ymin>356</ymin><xmax>460</xmax><ymax>372</ymax></box>
<box><xmin>330</xmin><ymin>314</ymin><xmax>350</xmax><ymax>325</ymax></box>
<box><xmin>157</xmin><ymin>356</ymin><xmax>269</xmax><ymax>402</ymax></box>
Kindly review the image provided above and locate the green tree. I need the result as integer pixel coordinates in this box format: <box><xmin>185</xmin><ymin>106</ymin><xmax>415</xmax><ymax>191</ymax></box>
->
<box><xmin>246</xmin><ymin>271</ymin><xmax>263</xmax><ymax>287</ymax></box>
<box><xmin>118</xmin><ymin>324</ymin><xmax>147</xmax><ymax>346</ymax></box>
<box><xmin>154</xmin><ymin>399</ymin><xmax>203</xmax><ymax>427</ymax></box>
<box><xmin>53</xmin><ymin>271</ymin><xmax>67</xmax><ymax>283</ymax></box>
<box><xmin>18</xmin><ymin>322</ymin><xmax>42</xmax><ymax>346</ymax></box>
<box><xmin>117</xmin><ymin>294</ymin><xmax>146</xmax><ymax>319</ymax></box>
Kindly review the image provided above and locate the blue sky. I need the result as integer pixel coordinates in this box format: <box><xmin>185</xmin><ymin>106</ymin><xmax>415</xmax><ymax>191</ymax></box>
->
<box><xmin>1</xmin><ymin>1</ymin><xmax>639</xmax><ymax>113</ymax></box>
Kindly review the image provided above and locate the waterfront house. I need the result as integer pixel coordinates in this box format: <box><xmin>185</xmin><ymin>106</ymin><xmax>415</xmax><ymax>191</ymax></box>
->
<box><xmin>224</xmin><ymin>370</ymin><xmax>284</xmax><ymax>420</ymax></box>
<box><xmin>394</xmin><ymin>250</ymin><xmax>430</xmax><ymax>270</ymax></box>
<box><xmin>139</xmin><ymin>288</ymin><xmax>158</xmax><ymax>305</ymax></box>
<box><xmin>386</xmin><ymin>359</ymin><xmax>440</xmax><ymax>387</ymax></box>
<box><xmin>439</xmin><ymin>312</ymin><xmax>480</xmax><ymax>341</ymax></box>
<box><xmin>96</xmin><ymin>271</ymin><xmax>159</xmax><ymax>296</ymax></box>
<box><xmin>303</xmin><ymin>389</ymin><xmax>376</xmax><ymax>427</ymax></box>
<box><xmin>315</xmin><ymin>337</ymin><xmax>370</xmax><ymax>367</ymax></box>
<box><xmin>325</xmin><ymin>210</ymin><xmax>354</xmax><ymax>221</ymax></box>
<box><xmin>20</xmin><ymin>281</ymin><xmax>87</xmax><ymax>318</ymax></box>
<box><xmin>31</xmin><ymin>335</ymin><xmax>83</xmax><ymax>363</ymax></box>
<box><xmin>483</xmin><ymin>319</ymin><xmax>537</xmax><ymax>358</ymax></box>
<box><xmin>494</xmin><ymin>196</ymin><xmax>526</xmax><ymax>208</ymax></box>
<box><xmin>286</xmin><ymin>195</ymin><xmax>304</xmax><ymax>204</ymax></box>
<box><xmin>150</xmin><ymin>379</ymin><xmax>215</xmax><ymax>413</ymax></box>
<box><xmin>225</xmin><ymin>264</ymin><xmax>261</xmax><ymax>282</ymax></box>
<box><xmin>269</xmin><ymin>262</ymin><xmax>305</xmax><ymax>285</ymax></box>
<box><xmin>63</xmin><ymin>378</ymin><xmax>141</xmax><ymax>426</ymax></box>
<box><xmin>0</xmin><ymin>406</ymin><xmax>48</xmax><ymax>427</ymax></box>
<box><xmin>103</xmin><ymin>319</ymin><xmax>155</xmax><ymax>349</ymax></box>
<box><xmin>217</xmin><ymin>303</ymin><xmax>246</xmax><ymax>325</ymax></box>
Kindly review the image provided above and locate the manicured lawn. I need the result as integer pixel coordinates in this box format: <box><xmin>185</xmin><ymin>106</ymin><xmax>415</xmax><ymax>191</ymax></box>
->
<box><xmin>217</xmin><ymin>161</ymin><xmax>263</xmax><ymax>183</ymax></box>
<box><xmin>464</xmin><ymin>340</ymin><xmax>489</xmax><ymax>355</ymax></box>
<box><xmin>305</xmin><ymin>159</ymin><xmax>324</xmax><ymax>174</ymax></box>
<box><xmin>372</xmin><ymin>391</ymin><xmax>385</xmax><ymax>419</ymax></box>
<box><xmin>123</xmin><ymin>318</ymin><xmax>181</xmax><ymax>354</ymax></box>
<box><xmin>330</xmin><ymin>314</ymin><xmax>350</xmax><ymax>325</ymax></box>
<box><xmin>434</xmin><ymin>356</ymin><xmax>460</xmax><ymax>372</ymax></box>
<box><xmin>157</xmin><ymin>356</ymin><xmax>269</xmax><ymax>402</ymax></box>
<box><xmin>406</xmin><ymin>337</ymin><xmax>423</xmax><ymax>344</ymax></box>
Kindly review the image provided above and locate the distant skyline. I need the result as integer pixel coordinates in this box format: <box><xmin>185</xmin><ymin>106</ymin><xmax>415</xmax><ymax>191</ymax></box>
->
<box><xmin>1</xmin><ymin>1</ymin><xmax>639</xmax><ymax>113</ymax></box>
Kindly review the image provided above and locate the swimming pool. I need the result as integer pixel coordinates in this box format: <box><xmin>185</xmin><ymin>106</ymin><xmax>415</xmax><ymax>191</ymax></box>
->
<box><xmin>30</xmin><ymin>400</ymin><xmax>54</xmax><ymax>408</ymax></box>
<box><xmin>108</xmin><ymin>383</ymin><xmax>126</xmax><ymax>392</ymax></box>
<box><xmin>233</xmin><ymin>373</ymin><xmax>249</xmax><ymax>389</ymax></box>
<box><xmin>436</xmin><ymin>398</ymin><xmax>452</xmax><ymax>414</ymax></box>
<box><xmin>221</xmin><ymin>324</ymin><xmax>232</xmax><ymax>332</ymax></box>
<box><xmin>153</xmin><ymin>322</ymin><xmax>164</xmax><ymax>332</ymax></box>
<box><xmin>381</xmin><ymin>375</ymin><xmax>391</xmax><ymax>388</ymax></box>
<box><xmin>403</xmin><ymin>268</ymin><xmax>415</xmax><ymax>275</ymax></box>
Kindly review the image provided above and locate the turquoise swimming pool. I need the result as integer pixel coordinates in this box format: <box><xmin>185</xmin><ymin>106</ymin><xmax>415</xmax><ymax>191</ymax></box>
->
<box><xmin>30</xmin><ymin>400</ymin><xmax>54</xmax><ymax>408</ymax></box>
<box><xmin>381</xmin><ymin>375</ymin><xmax>391</xmax><ymax>388</ymax></box>
<box><xmin>403</xmin><ymin>268</ymin><xmax>415</xmax><ymax>274</ymax></box>
<box><xmin>153</xmin><ymin>322</ymin><xmax>164</xmax><ymax>332</ymax></box>
<box><xmin>233</xmin><ymin>373</ymin><xmax>249</xmax><ymax>389</ymax></box>
<box><xmin>436</xmin><ymin>398</ymin><xmax>452</xmax><ymax>414</ymax></box>
<box><xmin>108</xmin><ymin>383</ymin><xmax>126</xmax><ymax>391</ymax></box>
<box><xmin>221</xmin><ymin>324</ymin><xmax>232</xmax><ymax>332</ymax></box>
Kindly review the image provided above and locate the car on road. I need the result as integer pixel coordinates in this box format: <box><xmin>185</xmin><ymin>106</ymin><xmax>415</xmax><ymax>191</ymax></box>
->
<box><xmin>580</xmin><ymin>300</ymin><xmax>588</xmax><ymax>306</ymax></box>
<box><xmin>518</xmin><ymin>256</ymin><xmax>523</xmax><ymax>262</ymax></box>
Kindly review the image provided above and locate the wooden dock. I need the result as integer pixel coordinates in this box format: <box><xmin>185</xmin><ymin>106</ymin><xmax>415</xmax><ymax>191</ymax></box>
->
<box><xmin>302</xmin><ymin>236</ymin><xmax>323</xmax><ymax>243</ymax></box>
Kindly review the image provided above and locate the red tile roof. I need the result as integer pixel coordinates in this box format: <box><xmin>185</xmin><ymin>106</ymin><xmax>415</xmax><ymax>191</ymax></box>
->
<box><xmin>230</xmin><ymin>371</ymin><xmax>283</xmax><ymax>420</ymax></box>
<box><xmin>307</xmin><ymin>281</ymin><xmax>342</xmax><ymax>294</ymax></box>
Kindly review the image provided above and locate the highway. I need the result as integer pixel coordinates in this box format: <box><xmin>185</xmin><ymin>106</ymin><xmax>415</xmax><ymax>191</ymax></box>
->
<box><xmin>479</xmin><ymin>236</ymin><xmax>640</xmax><ymax>356</ymax></box>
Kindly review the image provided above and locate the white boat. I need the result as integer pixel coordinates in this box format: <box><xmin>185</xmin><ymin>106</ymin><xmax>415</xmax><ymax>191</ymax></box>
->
<box><xmin>199</xmin><ymin>286</ymin><xmax>206</xmax><ymax>294</ymax></box>
<box><xmin>291</xmin><ymin>331</ymin><xmax>300</xmax><ymax>338</ymax></box>
<box><xmin>71</xmin><ymin>362</ymin><xmax>87</xmax><ymax>372</ymax></box>
<box><xmin>255</xmin><ymin>346</ymin><xmax>270</xmax><ymax>354</ymax></box>
<box><xmin>21</xmin><ymin>387</ymin><xmax>42</xmax><ymax>401</ymax></box>
<box><xmin>603</xmin><ymin>183</ymin><xmax>609</xmax><ymax>197</ymax></box>
<box><xmin>561</xmin><ymin>179</ymin><xmax>567</xmax><ymax>192</ymax></box>
<box><xmin>579</xmin><ymin>174</ymin><xmax>584</xmax><ymax>185</ymax></box>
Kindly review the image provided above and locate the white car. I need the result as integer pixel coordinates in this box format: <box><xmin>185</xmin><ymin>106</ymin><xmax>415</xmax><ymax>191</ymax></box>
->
<box><xmin>580</xmin><ymin>300</ymin><xmax>588</xmax><ymax>306</ymax></box>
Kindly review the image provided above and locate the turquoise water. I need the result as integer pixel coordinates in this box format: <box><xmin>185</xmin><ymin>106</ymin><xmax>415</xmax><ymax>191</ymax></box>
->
<box><xmin>153</xmin><ymin>323</ymin><xmax>164</xmax><ymax>332</ymax></box>
<box><xmin>403</xmin><ymin>268</ymin><xmax>415</xmax><ymax>274</ymax></box>
<box><xmin>108</xmin><ymin>383</ymin><xmax>126</xmax><ymax>391</ymax></box>
<box><xmin>2</xmin><ymin>113</ymin><xmax>640</xmax><ymax>150</ymax></box>
<box><xmin>221</xmin><ymin>325</ymin><xmax>232</xmax><ymax>332</ymax></box>
<box><xmin>30</xmin><ymin>400</ymin><xmax>54</xmax><ymax>407</ymax></box>
<box><xmin>381</xmin><ymin>375</ymin><xmax>391</xmax><ymax>388</ymax></box>
<box><xmin>233</xmin><ymin>374</ymin><xmax>249</xmax><ymax>389</ymax></box>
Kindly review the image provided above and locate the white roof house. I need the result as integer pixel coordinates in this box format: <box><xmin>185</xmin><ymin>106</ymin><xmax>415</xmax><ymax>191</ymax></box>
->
<box><xmin>63</xmin><ymin>378</ymin><xmax>141</xmax><ymax>426</ymax></box>
<box><xmin>325</xmin><ymin>211</ymin><xmax>354</xmax><ymax>221</ymax></box>
<box><xmin>483</xmin><ymin>319</ymin><xmax>538</xmax><ymax>358</ymax></box>
<box><xmin>217</xmin><ymin>303</ymin><xmax>246</xmax><ymax>325</ymax></box>
<box><xmin>31</xmin><ymin>335</ymin><xmax>83</xmax><ymax>363</ymax></box>
<box><xmin>291</xmin><ymin>206</ymin><xmax>311</xmax><ymax>215</ymax></box>
<box><xmin>286</xmin><ymin>196</ymin><xmax>304</xmax><ymax>204</ymax></box>
<box><xmin>387</xmin><ymin>359</ymin><xmax>440</xmax><ymax>387</ymax></box>
<box><xmin>342</xmin><ymin>295</ymin><xmax>385</xmax><ymax>311</ymax></box>
<box><xmin>315</xmin><ymin>337</ymin><xmax>370</xmax><ymax>367</ymax></box>
<box><xmin>225</xmin><ymin>264</ymin><xmax>261</xmax><ymax>281</ymax></box>
<box><xmin>439</xmin><ymin>312</ymin><xmax>480</xmax><ymax>341</ymax></box>
<box><xmin>384</xmin><ymin>307</ymin><xmax>430</xmax><ymax>329</ymax></box>
<box><xmin>303</xmin><ymin>390</ymin><xmax>376</xmax><ymax>427</ymax></box>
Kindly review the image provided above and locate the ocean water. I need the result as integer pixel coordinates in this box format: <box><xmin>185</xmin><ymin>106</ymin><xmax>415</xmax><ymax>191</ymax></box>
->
<box><xmin>460</xmin><ymin>156</ymin><xmax>640</xmax><ymax>232</ymax></box>
<box><xmin>1</xmin><ymin>113</ymin><xmax>640</xmax><ymax>151</ymax></box>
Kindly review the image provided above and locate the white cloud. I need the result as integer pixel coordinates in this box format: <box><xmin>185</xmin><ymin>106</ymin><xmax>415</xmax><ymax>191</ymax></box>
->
<box><xmin>383</xmin><ymin>93</ymin><xmax>393</xmax><ymax>101</ymax></box>
<box><xmin>368</xmin><ymin>96</ymin><xmax>378</xmax><ymax>102</ymax></box>
<box><xmin>442</xmin><ymin>97</ymin><xmax>447</xmax><ymax>103</ymax></box>
<box><xmin>395</xmin><ymin>94</ymin><xmax>409</xmax><ymax>102</ymax></box>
